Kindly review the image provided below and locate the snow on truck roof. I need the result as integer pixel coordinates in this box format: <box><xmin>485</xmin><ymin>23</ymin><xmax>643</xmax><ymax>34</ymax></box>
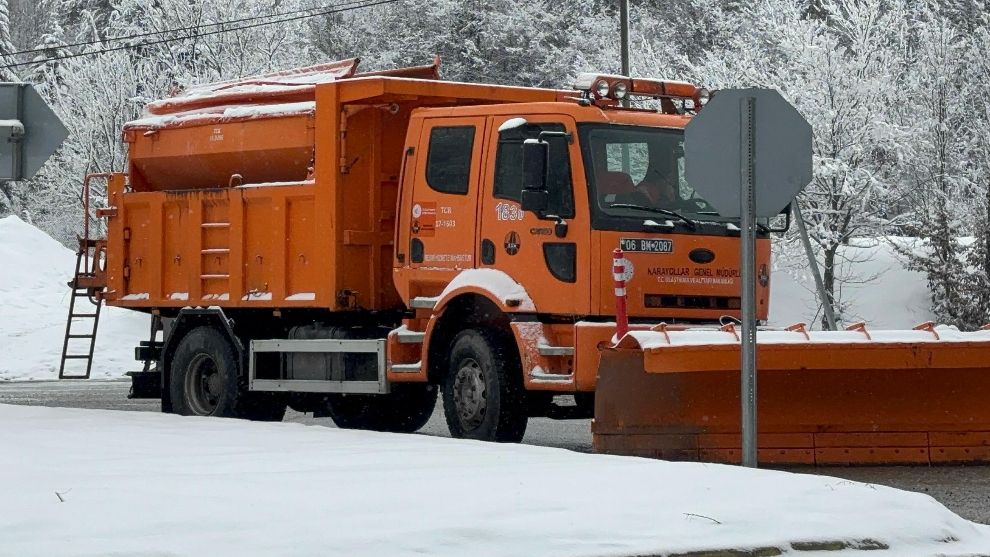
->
<box><xmin>142</xmin><ymin>58</ymin><xmax>361</xmax><ymax>117</ymax></box>
<box><xmin>169</xmin><ymin>58</ymin><xmax>360</xmax><ymax>102</ymax></box>
<box><xmin>121</xmin><ymin>58</ymin><xmax>594</xmax><ymax>132</ymax></box>
<box><xmin>125</xmin><ymin>57</ymin><xmax>443</xmax><ymax>130</ymax></box>
<box><xmin>125</xmin><ymin>101</ymin><xmax>317</xmax><ymax>130</ymax></box>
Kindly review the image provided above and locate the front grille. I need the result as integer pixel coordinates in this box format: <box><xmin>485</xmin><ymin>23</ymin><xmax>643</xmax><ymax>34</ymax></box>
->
<box><xmin>644</xmin><ymin>294</ymin><xmax>741</xmax><ymax>310</ymax></box>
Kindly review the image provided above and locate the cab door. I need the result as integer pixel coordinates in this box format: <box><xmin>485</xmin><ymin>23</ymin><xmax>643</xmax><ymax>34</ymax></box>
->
<box><xmin>402</xmin><ymin>117</ymin><xmax>487</xmax><ymax>273</ymax></box>
<box><xmin>479</xmin><ymin>115</ymin><xmax>591</xmax><ymax>315</ymax></box>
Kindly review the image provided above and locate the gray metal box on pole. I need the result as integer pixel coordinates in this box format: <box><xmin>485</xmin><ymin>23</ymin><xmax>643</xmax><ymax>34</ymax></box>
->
<box><xmin>0</xmin><ymin>82</ymin><xmax>69</xmax><ymax>181</ymax></box>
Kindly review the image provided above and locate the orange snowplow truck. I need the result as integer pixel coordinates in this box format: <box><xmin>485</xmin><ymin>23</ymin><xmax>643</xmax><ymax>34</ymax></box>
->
<box><xmin>75</xmin><ymin>58</ymin><xmax>990</xmax><ymax>464</ymax></box>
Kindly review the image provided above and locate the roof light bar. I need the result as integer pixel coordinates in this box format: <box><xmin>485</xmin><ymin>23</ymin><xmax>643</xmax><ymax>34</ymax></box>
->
<box><xmin>571</xmin><ymin>72</ymin><xmax>708</xmax><ymax>108</ymax></box>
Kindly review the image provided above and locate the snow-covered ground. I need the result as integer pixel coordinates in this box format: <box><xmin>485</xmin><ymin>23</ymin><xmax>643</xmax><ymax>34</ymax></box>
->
<box><xmin>0</xmin><ymin>216</ymin><xmax>147</xmax><ymax>381</ymax></box>
<box><xmin>1</xmin><ymin>403</ymin><xmax>987</xmax><ymax>557</ymax></box>
<box><xmin>770</xmin><ymin>238</ymin><xmax>932</xmax><ymax>328</ymax></box>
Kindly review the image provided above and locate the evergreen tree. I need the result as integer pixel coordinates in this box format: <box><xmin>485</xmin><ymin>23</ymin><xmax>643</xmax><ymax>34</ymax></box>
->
<box><xmin>893</xmin><ymin>2</ymin><xmax>973</xmax><ymax>327</ymax></box>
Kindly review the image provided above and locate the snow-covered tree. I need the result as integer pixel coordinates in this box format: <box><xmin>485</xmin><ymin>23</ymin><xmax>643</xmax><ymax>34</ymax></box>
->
<box><xmin>0</xmin><ymin>0</ymin><xmax>19</xmax><ymax>81</ymax></box>
<box><xmin>687</xmin><ymin>0</ymin><xmax>915</xmax><ymax>327</ymax></box>
<box><xmin>891</xmin><ymin>2</ymin><xmax>974</xmax><ymax>326</ymax></box>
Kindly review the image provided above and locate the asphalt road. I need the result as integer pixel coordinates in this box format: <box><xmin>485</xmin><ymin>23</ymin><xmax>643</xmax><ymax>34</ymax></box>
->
<box><xmin>1</xmin><ymin>380</ymin><xmax>988</xmax><ymax>524</ymax></box>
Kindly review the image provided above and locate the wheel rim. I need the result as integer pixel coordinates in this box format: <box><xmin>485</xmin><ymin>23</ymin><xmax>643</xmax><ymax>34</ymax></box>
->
<box><xmin>184</xmin><ymin>353</ymin><xmax>223</xmax><ymax>415</ymax></box>
<box><xmin>453</xmin><ymin>358</ymin><xmax>486</xmax><ymax>431</ymax></box>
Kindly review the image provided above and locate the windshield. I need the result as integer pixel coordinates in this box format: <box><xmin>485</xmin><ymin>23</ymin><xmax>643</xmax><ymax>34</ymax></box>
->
<box><xmin>579</xmin><ymin>124</ymin><xmax>727</xmax><ymax>225</ymax></box>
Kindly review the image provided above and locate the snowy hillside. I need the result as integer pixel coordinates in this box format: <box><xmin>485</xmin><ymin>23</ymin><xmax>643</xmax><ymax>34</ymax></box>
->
<box><xmin>0</xmin><ymin>216</ymin><xmax>148</xmax><ymax>381</ymax></box>
<box><xmin>769</xmin><ymin>238</ymin><xmax>934</xmax><ymax>329</ymax></box>
<box><xmin>2</xmin><ymin>403</ymin><xmax>988</xmax><ymax>557</ymax></box>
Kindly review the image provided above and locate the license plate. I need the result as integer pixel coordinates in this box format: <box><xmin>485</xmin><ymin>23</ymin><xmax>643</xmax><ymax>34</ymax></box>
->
<box><xmin>620</xmin><ymin>238</ymin><xmax>673</xmax><ymax>253</ymax></box>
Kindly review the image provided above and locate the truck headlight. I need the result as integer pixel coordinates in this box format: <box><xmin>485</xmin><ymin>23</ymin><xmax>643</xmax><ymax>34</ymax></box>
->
<box><xmin>612</xmin><ymin>81</ymin><xmax>628</xmax><ymax>100</ymax></box>
<box><xmin>595</xmin><ymin>79</ymin><xmax>611</xmax><ymax>98</ymax></box>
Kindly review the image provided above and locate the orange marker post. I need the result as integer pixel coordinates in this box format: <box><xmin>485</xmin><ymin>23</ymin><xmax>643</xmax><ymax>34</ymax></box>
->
<box><xmin>613</xmin><ymin>248</ymin><xmax>629</xmax><ymax>338</ymax></box>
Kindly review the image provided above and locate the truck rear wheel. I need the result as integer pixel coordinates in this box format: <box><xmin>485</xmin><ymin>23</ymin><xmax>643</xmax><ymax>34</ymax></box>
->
<box><xmin>169</xmin><ymin>326</ymin><xmax>286</xmax><ymax>421</ymax></box>
<box><xmin>324</xmin><ymin>384</ymin><xmax>437</xmax><ymax>433</ymax></box>
<box><xmin>442</xmin><ymin>329</ymin><xmax>527</xmax><ymax>442</ymax></box>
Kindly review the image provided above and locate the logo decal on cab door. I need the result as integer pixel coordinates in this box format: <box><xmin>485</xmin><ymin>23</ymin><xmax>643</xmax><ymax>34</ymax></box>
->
<box><xmin>411</xmin><ymin>201</ymin><xmax>436</xmax><ymax>237</ymax></box>
<box><xmin>504</xmin><ymin>231</ymin><xmax>521</xmax><ymax>255</ymax></box>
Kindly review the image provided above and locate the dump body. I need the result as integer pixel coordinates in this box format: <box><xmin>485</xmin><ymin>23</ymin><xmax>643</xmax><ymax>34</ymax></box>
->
<box><xmin>108</xmin><ymin>96</ymin><xmax>402</xmax><ymax>309</ymax></box>
<box><xmin>105</xmin><ymin>65</ymin><xmax>570</xmax><ymax>311</ymax></box>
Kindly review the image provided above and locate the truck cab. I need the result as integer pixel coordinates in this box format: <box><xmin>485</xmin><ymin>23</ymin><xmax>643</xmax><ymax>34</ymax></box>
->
<box><xmin>394</xmin><ymin>98</ymin><xmax>772</xmax><ymax>321</ymax></box>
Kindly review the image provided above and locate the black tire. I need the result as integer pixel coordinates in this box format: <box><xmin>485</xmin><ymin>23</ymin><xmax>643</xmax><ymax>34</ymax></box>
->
<box><xmin>169</xmin><ymin>326</ymin><xmax>286</xmax><ymax>421</ymax></box>
<box><xmin>325</xmin><ymin>383</ymin><xmax>437</xmax><ymax>433</ymax></box>
<box><xmin>442</xmin><ymin>328</ymin><xmax>528</xmax><ymax>442</ymax></box>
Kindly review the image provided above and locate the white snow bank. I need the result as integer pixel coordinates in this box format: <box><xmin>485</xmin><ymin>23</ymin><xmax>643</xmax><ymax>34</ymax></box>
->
<box><xmin>770</xmin><ymin>238</ymin><xmax>933</xmax><ymax>328</ymax></box>
<box><xmin>1</xmin><ymin>404</ymin><xmax>987</xmax><ymax>556</ymax></box>
<box><xmin>0</xmin><ymin>216</ymin><xmax>148</xmax><ymax>381</ymax></box>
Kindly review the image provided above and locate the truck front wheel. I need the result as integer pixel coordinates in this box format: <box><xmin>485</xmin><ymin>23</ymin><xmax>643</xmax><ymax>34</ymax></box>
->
<box><xmin>442</xmin><ymin>329</ymin><xmax>527</xmax><ymax>442</ymax></box>
<box><xmin>169</xmin><ymin>326</ymin><xmax>285</xmax><ymax>421</ymax></box>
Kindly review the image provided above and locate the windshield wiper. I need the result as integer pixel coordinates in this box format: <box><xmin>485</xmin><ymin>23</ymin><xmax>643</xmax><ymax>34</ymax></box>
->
<box><xmin>608</xmin><ymin>203</ymin><xmax>697</xmax><ymax>230</ymax></box>
<box><xmin>697</xmin><ymin>211</ymin><xmax>771</xmax><ymax>234</ymax></box>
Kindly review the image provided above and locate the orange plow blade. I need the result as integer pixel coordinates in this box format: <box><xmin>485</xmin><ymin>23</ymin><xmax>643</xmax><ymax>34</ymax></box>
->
<box><xmin>593</xmin><ymin>323</ymin><xmax>990</xmax><ymax>465</ymax></box>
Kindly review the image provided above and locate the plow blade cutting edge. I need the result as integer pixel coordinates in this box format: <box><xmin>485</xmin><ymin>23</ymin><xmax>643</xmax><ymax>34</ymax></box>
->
<box><xmin>593</xmin><ymin>323</ymin><xmax>990</xmax><ymax>465</ymax></box>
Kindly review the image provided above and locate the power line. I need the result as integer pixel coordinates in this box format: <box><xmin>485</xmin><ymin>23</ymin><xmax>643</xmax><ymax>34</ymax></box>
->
<box><xmin>4</xmin><ymin>2</ymin><xmax>355</xmax><ymax>60</ymax></box>
<box><xmin>1</xmin><ymin>0</ymin><xmax>400</xmax><ymax>71</ymax></box>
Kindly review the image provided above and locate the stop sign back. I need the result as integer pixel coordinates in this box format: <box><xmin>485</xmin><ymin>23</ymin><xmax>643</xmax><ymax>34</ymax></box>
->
<box><xmin>684</xmin><ymin>88</ymin><xmax>813</xmax><ymax>218</ymax></box>
<box><xmin>0</xmin><ymin>82</ymin><xmax>69</xmax><ymax>181</ymax></box>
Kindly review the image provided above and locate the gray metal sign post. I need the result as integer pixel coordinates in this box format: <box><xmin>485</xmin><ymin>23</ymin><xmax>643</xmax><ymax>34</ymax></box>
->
<box><xmin>0</xmin><ymin>82</ymin><xmax>69</xmax><ymax>181</ymax></box>
<box><xmin>684</xmin><ymin>88</ymin><xmax>813</xmax><ymax>468</ymax></box>
<box><xmin>739</xmin><ymin>96</ymin><xmax>758</xmax><ymax>467</ymax></box>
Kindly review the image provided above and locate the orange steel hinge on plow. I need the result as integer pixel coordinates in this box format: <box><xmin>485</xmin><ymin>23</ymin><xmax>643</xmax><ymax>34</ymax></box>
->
<box><xmin>593</xmin><ymin>320</ymin><xmax>990</xmax><ymax>465</ymax></box>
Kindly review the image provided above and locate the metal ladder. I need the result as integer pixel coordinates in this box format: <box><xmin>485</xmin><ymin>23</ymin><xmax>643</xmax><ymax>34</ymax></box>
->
<box><xmin>58</xmin><ymin>247</ymin><xmax>103</xmax><ymax>379</ymax></box>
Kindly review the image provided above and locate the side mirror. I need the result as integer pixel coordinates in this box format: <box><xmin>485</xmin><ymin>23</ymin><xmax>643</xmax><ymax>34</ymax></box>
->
<box><xmin>521</xmin><ymin>139</ymin><xmax>549</xmax><ymax>213</ymax></box>
<box><xmin>768</xmin><ymin>204</ymin><xmax>791</xmax><ymax>233</ymax></box>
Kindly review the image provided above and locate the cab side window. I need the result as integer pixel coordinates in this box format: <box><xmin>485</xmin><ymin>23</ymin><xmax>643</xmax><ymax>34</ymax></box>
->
<box><xmin>493</xmin><ymin>123</ymin><xmax>574</xmax><ymax>218</ymax></box>
<box><xmin>426</xmin><ymin>126</ymin><xmax>475</xmax><ymax>194</ymax></box>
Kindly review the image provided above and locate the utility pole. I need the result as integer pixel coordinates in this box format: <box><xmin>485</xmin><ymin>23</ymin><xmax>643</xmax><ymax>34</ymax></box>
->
<box><xmin>619</xmin><ymin>0</ymin><xmax>631</xmax><ymax>171</ymax></box>
<box><xmin>620</xmin><ymin>0</ymin><xmax>630</xmax><ymax>77</ymax></box>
